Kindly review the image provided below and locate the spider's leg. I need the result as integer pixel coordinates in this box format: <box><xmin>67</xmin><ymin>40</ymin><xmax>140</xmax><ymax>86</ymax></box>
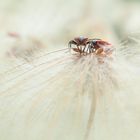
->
<box><xmin>84</xmin><ymin>42</ymin><xmax>89</xmax><ymax>54</ymax></box>
<box><xmin>87</xmin><ymin>42</ymin><xmax>93</xmax><ymax>54</ymax></box>
<box><xmin>68</xmin><ymin>40</ymin><xmax>77</xmax><ymax>52</ymax></box>
<box><xmin>82</xmin><ymin>45</ymin><xmax>87</xmax><ymax>54</ymax></box>
<box><xmin>77</xmin><ymin>45</ymin><xmax>81</xmax><ymax>53</ymax></box>
<box><xmin>86</xmin><ymin>45</ymin><xmax>90</xmax><ymax>54</ymax></box>
<box><xmin>90</xmin><ymin>47</ymin><xmax>94</xmax><ymax>53</ymax></box>
<box><xmin>68</xmin><ymin>41</ymin><xmax>73</xmax><ymax>50</ymax></box>
<box><xmin>68</xmin><ymin>42</ymin><xmax>71</xmax><ymax>52</ymax></box>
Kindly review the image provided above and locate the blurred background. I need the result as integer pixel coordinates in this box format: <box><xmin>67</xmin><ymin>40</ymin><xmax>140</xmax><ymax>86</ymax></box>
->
<box><xmin>0</xmin><ymin>0</ymin><xmax>140</xmax><ymax>60</ymax></box>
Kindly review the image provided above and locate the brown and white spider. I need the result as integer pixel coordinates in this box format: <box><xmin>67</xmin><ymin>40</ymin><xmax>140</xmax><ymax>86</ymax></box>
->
<box><xmin>68</xmin><ymin>36</ymin><xmax>113</xmax><ymax>56</ymax></box>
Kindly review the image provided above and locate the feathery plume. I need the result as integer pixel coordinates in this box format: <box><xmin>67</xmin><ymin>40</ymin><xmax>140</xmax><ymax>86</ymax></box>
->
<box><xmin>0</xmin><ymin>35</ymin><xmax>140</xmax><ymax>140</ymax></box>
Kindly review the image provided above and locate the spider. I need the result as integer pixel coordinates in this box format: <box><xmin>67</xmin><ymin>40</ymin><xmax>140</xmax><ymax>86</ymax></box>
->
<box><xmin>68</xmin><ymin>36</ymin><xmax>113</xmax><ymax>55</ymax></box>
